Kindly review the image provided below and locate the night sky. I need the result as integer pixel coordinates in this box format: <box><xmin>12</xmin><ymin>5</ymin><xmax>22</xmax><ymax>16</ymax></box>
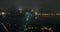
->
<box><xmin>0</xmin><ymin>0</ymin><xmax>60</xmax><ymax>9</ymax></box>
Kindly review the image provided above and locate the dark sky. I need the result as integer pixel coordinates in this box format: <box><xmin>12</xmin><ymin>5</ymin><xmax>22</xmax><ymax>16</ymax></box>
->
<box><xmin>0</xmin><ymin>0</ymin><xmax>60</xmax><ymax>9</ymax></box>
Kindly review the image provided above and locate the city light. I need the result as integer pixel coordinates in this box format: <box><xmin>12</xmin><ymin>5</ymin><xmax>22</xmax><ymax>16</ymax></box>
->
<box><xmin>18</xmin><ymin>8</ymin><xmax>23</xmax><ymax>13</ymax></box>
<box><xmin>0</xmin><ymin>9</ymin><xmax>58</xmax><ymax>32</ymax></box>
<box><xmin>41</xmin><ymin>26</ymin><xmax>53</xmax><ymax>32</ymax></box>
<box><xmin>31</xmin><ymin>9</ymin><xmax>34</xmax><ymax>12</ymax></box>
<box><xmin>40</xmin><ymin>14</ymin><xmax>49</xmax><ymax>16</ymax></box>
<box><xmin>34</xmin><ymin>13</ymin><xmax>60</xmax><ymax>16</ymax></box>
<box><xmin>18</xmin><ymin>8</ymin><xmax>22</xmax><ymax>10</ymax></box>
<box><xmin>48</xmin><ymin>27</ymin><xmax>52</xmax><ymax>31</ymax></box>
<box><xmin>56</xmin><ymin>13</ymin><xmax>60</xmax><ymax>15</ymax></box>
<box><xmin>34</xmin><ymin>12</ymin><xmax>38</xmax><ymax>15</ymax></box>
<box><xmin>0</xmin><ymin>12</ymin><xmax>6</xmax><ymax>15</ymax></box>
